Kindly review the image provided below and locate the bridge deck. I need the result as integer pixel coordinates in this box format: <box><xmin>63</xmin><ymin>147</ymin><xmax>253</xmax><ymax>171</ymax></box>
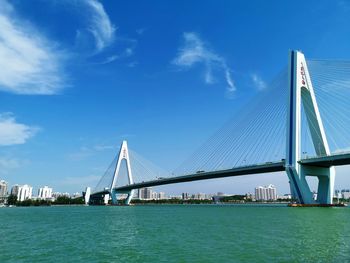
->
<box><xmin>299</xmin><ymin>152</ymin><xmax>350</xmax><ymax>167</ymax></box>
<box><xmin>114</xmin><ymin>162</ymin><xmax>285</xmax><ymax>192</ymax></box>
<box><xmin>90</xmin><ymin>152</ymin><xmax>350</xmax><ymax>196</ymax></box>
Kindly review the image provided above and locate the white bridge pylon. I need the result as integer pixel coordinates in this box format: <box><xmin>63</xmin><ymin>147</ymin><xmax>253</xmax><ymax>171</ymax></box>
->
<box><xmin>110</xmin><ymin>140</ymin><xmax>134</xmax><ymax>205</ymax></box>
<box><xmin>286</xmin><ymin>50</ymin><xmax>335</xmax><ymax>204</ymax></box>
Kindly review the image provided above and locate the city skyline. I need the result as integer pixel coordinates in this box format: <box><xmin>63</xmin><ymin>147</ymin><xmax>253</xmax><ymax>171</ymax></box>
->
<box><xmin>1</xmin><ymin>1</ymin><xmax>350</xmax><ymax>194</ymax></box>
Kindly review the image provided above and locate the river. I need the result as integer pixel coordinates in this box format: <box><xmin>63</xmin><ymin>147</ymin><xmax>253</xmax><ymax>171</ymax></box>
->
<box><xmin>1</xmin><ymin>204</ymin><xmax>349</xmax><ymax>262</ymax></box>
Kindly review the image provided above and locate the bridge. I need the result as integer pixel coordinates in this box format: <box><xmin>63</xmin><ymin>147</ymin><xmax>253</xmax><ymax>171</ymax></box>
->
<box><xmin>88</xmin><ymin>50</ymin><xmax>350</xmax><ymax>205</ymax></box>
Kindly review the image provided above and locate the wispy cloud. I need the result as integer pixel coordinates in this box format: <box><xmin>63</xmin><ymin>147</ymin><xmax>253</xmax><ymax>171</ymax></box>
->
<box><xmin>172</xmin><ymin>32</ymin><xmax>236</xmax><ymax>95</ymax></box>
<box><xmin>0</xmin><ymin>157</ymin><xmax>29</xmax><ymax>175</ymax></box>
<box><xmin>0</xmin><ymin>1</ymin><xmax>67</xmax><ymax>95</ymax></box>
<box><xmin>124</xmin><ymin>47</ymin><xmax>134</xmax><ymax>56</ymax></box>
<box><xmin>67</xmin><ymin>144</ymin><xmax>114</xmax><ymax>161</ymax></box>
<box><xmin>73</xmin><ymin>0</ymin><xmax>138</xmax><ymax>65</ymax></box>
<box><xmin>59</xmin><ymin>175</ymin><xmax>101</xmax><ymax>187</ymax></box>
<box><xmin>99</xmin><ymin>54</ymin><xmax>119</xmax><ymax>64</ymax></box>
<box><xmin>251</xmin><ymin>73</ymin><xmax>266</xmax><ymax>91</ymax></box>
<box><xmin>0</xmin><ymin>157</ymin><xmax>20</xmax><ymax>173</ymax></box>
<box><xmin>97</xmin><ymin>47</ymin><xmax>135</xmax><ymax>65</ymax></box>
<box><xmin>0</xmin><ymin>113</ymin><xmax>39</xmax><ymax>146</ymax></box>
<box><xmin>94</xmin><ymin>144</ymin><xmax>114</xmax><ymax>151</ymax></box>
<box><xmin>85</xmin><ymin>0</ymin><xmax>115</xmax><ymax>52</ymax></box>
<box><xmin>127</xmin><ymin>61</ymin><xmax>138</xmax><ymax>68</ymax></box>
<box><xmin>67</xmin><ymin>146</ymin><xmax>93</xmax><ymax>161</ymax></box>
<box><xmin>136</xmin><ymin>28</ymin><xmax>147</xmax><ymax>35</ymax></box>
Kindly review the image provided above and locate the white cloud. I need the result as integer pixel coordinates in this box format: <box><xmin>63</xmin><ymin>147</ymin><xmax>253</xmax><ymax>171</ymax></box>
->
<box><xmin>172</xmin><ymin>32</ymin><xmax>236</xmax><ymax>94</ymax></box>
<box><xmin>251</xmin><ymin>73</ymin><xmax>266</xmax><ymax>91</ymax></box>
<box><xmin>0</xmin><ymin>113</ymin><xmax>39</xmax><ymax>146</ymax></box>
<box><xmin>0</xmin><ymin>1</ymin><xmax>66</xmax><ymax>95</ymax></box>
<box><xmin>85</xmin><ymin>0</ymin><xmax>115</xmax><ymax>52</ymax></box>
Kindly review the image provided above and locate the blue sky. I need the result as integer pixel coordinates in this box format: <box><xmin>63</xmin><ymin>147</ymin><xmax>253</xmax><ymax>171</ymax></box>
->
<box><xmin>1</xmin><ymin>0</ymin><xmax>350</xmax><ymax>195</ymax></box>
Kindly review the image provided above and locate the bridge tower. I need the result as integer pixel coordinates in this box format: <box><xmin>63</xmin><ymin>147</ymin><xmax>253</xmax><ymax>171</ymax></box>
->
<box><xmin>286</xmin><ymin>50</ymin><xmax>335</xmax><ymax>204</ymax></box>
<box><xmin>110</xmin><ymin>140</ymin><xmax>134</xmax><ymax>205</ymax></box>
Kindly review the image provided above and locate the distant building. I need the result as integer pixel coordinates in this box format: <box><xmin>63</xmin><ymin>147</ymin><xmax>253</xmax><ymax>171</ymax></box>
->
<box><xmin>245</xmin><ymin>192</ymin><xmax>255</xmax><ymax>200</ymax></box>
<box><xmin>38</xmin><ymin>186</ymin><xmax>53</xmax><ymax>200</ymax></box>
<box><xmin>151</xmin><ymin>191</ymin><xmax>158</xmax><ymax>200</ymax></box>
<box><xmin>72</xmin><ymin>192</ymin><xmax>81</xmax><ymax>198</ymax></box>
<box><xmin>169</xmin><ymin>195</ymin><xmax>182</xmax><ymax>199</ymax></box>
<box><xmin>132</xmin><ymin>190</ymin><xmax>139</xmax><ymax>199</ymax></box>
<box><xmin>139</xmin><ymin>188</ymin><xmax>152</xmax><ymax>200</ymax></box>
<box><xmin>334</xmin><ymin>189</ymin><xmax>341</xmax><ymax>199</ymax></box>
<box><xmin>193</xmin><ymin>193</ymin><xmax>207</xmax><ymax>200</ymax></box>
<box><xmin>158</xmin><ymin>192</ymin><xmax>166</xmax><ymax>200</ymax></box>
<box><xmin>11</xmin><ymin>184</ymin><xmax>33</xmax><ymax>201</ymax></box>
<box><xmin>255</xmin><ymin>184</ymin><xmax>277</xmax><ymax>201</ymax></box>
<box><xmin>0</xmin><ymin>180</ymin><xmax>8</xmax><ymax>203</ymax></box>
<box><xmin>182</xmin><ymin>192</ymin><xmax>190</xmax><ymax>200</ymax></box>
<box><xmin>341</xmin><ymin>189</ymin><xmax>350</xmax><ymax>199</ymax></box>
<box><xmin>278</xmin><ymin>194</ymin><xmax>292</xmax><ymax>200</ymax></box>
<box><xmin>0</xmin><ymin>180</ymin><xmax>8</xmax><ymax>197</ymax></box>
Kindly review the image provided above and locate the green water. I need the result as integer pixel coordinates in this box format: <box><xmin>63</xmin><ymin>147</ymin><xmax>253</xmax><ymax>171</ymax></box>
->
<box><xmin>1</xmin><ymin>205</ymin><xmax>350</xmax><ymax>262</ymax></box>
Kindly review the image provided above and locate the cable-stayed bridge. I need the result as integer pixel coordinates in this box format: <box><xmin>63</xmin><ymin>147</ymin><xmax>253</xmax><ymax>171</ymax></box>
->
<box><xmin>89</xmin><ymin>51</ymin><xmax>350</xmax><ymax>205</ymax></box>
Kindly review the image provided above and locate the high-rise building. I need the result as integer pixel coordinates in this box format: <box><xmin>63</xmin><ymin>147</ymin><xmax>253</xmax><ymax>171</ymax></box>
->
<box><xmin>0</xmin><ymin>180</ymin><xmax>8</xmax><ymax>197</ymax></box>
<box><xmin>255</xmin><ymin>184</ymin><xmax>277</xmax><ymax>201</ymax></box>
<box><xmin>11</xmin><ymin>184</ymin><xmax>33</xmax><ymax>201</ymax></box>
<box><xmin>193</xmin><ymin>193</ymin><xmax>207</xmax><ymax>200</ymax></box>
<box><xmin>138</xmin><ymin>187</ymin><xmax>152</xmax><ymax>200</ymax></box>
<box><xmin>11</xmin><ymin>185</ymin><xmax>19</xmax><ymax>196</ymax></box>
<box><xmin>255</xmin><ymin>186</ymin><xmax>266</xmax><ymax>201</ymax></box>
<box><xmin>38</xmin><ymin>186</ymin><xmax>53</xmax><ymax>200</ymax></box>
<box><xmin>182</xmin><ymin>192</ymin><xmax>190</xmax><ymax>200</ymax></box>
<box><xmin>151</xmin><ymin>191</ymin><xmax>158</xmax><ymax>200</ymax></box>
<box><xmin>334</xmin><ymin>189</ymin><xmax>341</xmax><ymax>199</ymax></box>
<box><xmin>132</xmin><ymin>190</ymin><xmax>139</xmax><ymax>199</ymax></box>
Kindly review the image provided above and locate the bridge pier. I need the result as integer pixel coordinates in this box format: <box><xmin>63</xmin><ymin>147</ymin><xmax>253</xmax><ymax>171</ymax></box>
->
<box><xmin>125</xmin><ymin>190</ymin><xmax>134</xmax><ymax>205</ymax></box>
<box><xmin>110</xmin><ymin>189</ymin><xmax>134</xmax><ymax>205</ymax></box>
<box><xmin>303</xmin><ymin>165</ymin><xmax>335</xmax><ymax>204</ymax></box>
<box><xmin>286</xmin><ymin>50</ymin><xmax>335</xmax><ymax>204</ymax></box>
<box><xmin>111</xmin><ymin>189</ymin><xmax>118</xmax><ymax>205</ymax></box>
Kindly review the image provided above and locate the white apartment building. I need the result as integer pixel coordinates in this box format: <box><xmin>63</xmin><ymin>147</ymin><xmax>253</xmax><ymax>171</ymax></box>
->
<box><xmin>158</xmin><ymin>192</ymin><xmax>166</xmax><ymax>200</ymax></box>
<box><xmin>38</xmin><ymin>186</ymin><xmax>53</xmax><ymax>200</ymax></box>
<box><xmin>11</xmin><ymin>184</ymin><xmax>33</xmax><ymax>201</ymax></box>
<box><xmin>255</xmin><ymin>184</ymin><xmax>277</xmax><ymax>201</ymax></box>
<box><xmin>193</xmin><ymin>193</ymin><xmax>207</xmax><ymax>200</ymax></box>
<box><xmin>151</xmin><ymin>191</ymin><xmax>158</xmax><ymax>200</ymax></box>
<box><xmin>0</xmin><ymin>180</ymin><xmax>8</xmax><ymax>197</ymax></box>
<box><xmin>341</xmin><ymin>189</ymin><xmax>350</xmax><ymax>199</ymax></box>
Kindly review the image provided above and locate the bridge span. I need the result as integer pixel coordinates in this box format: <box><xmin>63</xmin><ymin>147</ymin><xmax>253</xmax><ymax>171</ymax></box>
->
<box><xmin>92</xmin><ymin>152</ymin><xmax>350</xmax><ymax>195</ymax></box>
<box><xmin>89</xmin><ymin>50</ymin><xmax>350</xmax><ymax>205</ymax></box>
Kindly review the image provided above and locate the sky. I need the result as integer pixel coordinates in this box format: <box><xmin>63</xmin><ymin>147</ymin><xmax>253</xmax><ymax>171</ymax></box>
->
<box><xmin>1</xmin><ymin>0</ymin><xmax>350</xmax><ymax>195</ymax></box>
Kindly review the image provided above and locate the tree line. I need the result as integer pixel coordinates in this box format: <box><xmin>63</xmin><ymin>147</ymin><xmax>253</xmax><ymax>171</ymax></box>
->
<box><xmin>6</xmin><ymin>194</ymin><xmax>85</xmax><ymax>206</ymax></box>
